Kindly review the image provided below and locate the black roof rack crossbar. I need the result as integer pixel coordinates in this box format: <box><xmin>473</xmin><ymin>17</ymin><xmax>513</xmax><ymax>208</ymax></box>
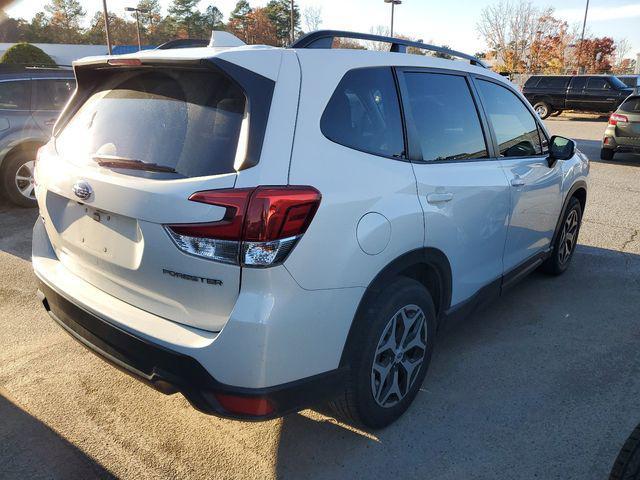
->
<box><xmin>291</xmin><ymin>30</ymin><xmax>487</xmax><ymax>68</ymax></box>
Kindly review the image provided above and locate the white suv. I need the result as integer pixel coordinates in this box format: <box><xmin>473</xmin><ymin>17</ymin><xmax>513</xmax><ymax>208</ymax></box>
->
<box><xmin>32</xmin><ymin>31</ymin><xmax>589</xmax><ymax>428</ymax></box>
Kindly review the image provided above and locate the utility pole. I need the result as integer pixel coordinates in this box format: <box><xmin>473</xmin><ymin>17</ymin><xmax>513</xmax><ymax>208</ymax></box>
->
<box><xmin>384</xmin><ymin>0</ymin><xmax>402</xmax><ymax>37</ymax></box>
<box><xmin>102</xmin><ymin>0</ymin><xmax>112</xmax><ymax>54</ymax></box>
<box><xmin>578</xmin><ymin>0</ymin><xmax>590</xmax><ymax>73</ymax></box>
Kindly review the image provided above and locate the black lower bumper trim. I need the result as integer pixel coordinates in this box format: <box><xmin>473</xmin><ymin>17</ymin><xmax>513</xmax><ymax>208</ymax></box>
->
<box><xmin>37</xmin><ymin>280</ymin><xmax>347</xmax><ymax>420</ymax></box>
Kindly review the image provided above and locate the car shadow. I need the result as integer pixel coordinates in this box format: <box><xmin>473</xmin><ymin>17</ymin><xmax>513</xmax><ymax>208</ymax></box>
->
<box><xmin>0</xmin><ymin>394</ymin><xmax>116</xmax><ymax>478</ymax></box>
<box><xmin>0</xmin><ymin>199</ymin><xmax>38</xmax><ymax>261</ymax></box>
<box><xmin>274</xmin><ymin>245</ymin><xmax>640</xmax><ymax>479</ymax></box>
<box><xmin>572</xmin><ymin>138</ymin><xmax>640</xmax><ymax>166</ymax></box>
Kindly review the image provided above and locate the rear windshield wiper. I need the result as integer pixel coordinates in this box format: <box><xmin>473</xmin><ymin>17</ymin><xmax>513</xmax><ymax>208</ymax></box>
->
<box><xmin>92</xmin><ymin>155</ymin><xmax>178</xmax><ymax>173</ymax></box>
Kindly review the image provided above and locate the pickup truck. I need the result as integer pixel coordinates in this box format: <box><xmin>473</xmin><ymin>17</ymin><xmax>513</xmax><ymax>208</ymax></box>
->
<box><xmin>522</xmin><ymin>75</ymin><xmax>634</xmax><ymax>119</ymax></box>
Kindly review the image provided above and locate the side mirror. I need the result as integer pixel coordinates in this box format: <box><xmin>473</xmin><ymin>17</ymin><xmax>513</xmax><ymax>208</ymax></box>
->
<box><xmin>548</xmin><ymin>135</ymin><xmax>575</xmax><ymax>166</ymax></box>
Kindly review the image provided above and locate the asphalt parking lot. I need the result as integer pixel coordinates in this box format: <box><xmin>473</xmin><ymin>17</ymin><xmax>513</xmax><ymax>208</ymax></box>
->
<box><xmin>1</xmin><ymin>116</ymin><xmax>639</xmax><ymax>480</ymax></box>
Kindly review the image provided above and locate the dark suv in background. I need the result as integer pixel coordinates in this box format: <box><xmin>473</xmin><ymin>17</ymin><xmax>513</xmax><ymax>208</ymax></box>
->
<box><xmin>0</xmin><ymin>66</ymin><xmax>76</xmax><ymax>207</ymax></box>
<box><xmin>523</xmin><ymin>75</ymin><xmax>633</xmax><ymax>119</ymax></box>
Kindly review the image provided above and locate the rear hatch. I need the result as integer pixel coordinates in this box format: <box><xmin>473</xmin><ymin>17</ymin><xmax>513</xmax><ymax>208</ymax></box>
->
<box><xmin>36</xmin><ymin>56</ymin><xmax>275</xmax><ymax>332</ymax></box>
<box><xmin>615</xmin><ymin>96</ymin><xmax>640</xmax><ymax>146</ymax></box>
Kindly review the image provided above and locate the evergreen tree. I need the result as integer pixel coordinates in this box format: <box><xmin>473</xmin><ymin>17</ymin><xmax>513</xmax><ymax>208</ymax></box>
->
<box><xmin>264</xmin><ymin>0</ymin><xmax>299</xmax><ymax>46</ymax></box>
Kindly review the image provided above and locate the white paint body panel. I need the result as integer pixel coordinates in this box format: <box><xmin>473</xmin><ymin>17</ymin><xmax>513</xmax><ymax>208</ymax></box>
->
<box><xmin>32</xmin><ymin>43</ymin><xmax>589</xmax><ymax>391</ymax></box>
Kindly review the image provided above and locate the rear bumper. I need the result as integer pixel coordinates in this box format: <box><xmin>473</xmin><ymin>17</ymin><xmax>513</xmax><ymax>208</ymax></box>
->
<box><xmin>37</xmin><ymin>279</ymin><xmax>347</xmax><ymax>420</ymax></box>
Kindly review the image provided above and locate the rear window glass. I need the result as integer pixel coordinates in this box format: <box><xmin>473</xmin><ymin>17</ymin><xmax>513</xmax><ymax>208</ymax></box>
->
<box><xmin>56</xmin><ymin>69</ymin><xmax>246</xmax><ymax>178</ymax></box>
<box><xmin>403</xmin><ymin>72</ymin><xmax>488</xmax><ymax>161</ymax></box>
<box><xmin>0</xmin><ymin>80</ymin><xmax>30</xmax><ymax>110</ymax></box>
<box><xmin>34</xmin><ymin>79</ymin><xmax>75</xmax><ymax>110</ymax></box>
<box><xmin>534</xmin><ymin>77</ymin><xmax>569</xmax><ymax>89</ymax></box>
<box><xmin>619</xmin><ymin>96</ymin><xmax>640</xmax><ymax>113</ymax></box>
<box><xmin>321</xmin><ymin>67</ymin><xmax>404</xmax><ymax>158</ymax></box>
<box><xmin>524</xmin><ymin>77</ymin><xmax>539</xmax><ymax>88</ymax></box>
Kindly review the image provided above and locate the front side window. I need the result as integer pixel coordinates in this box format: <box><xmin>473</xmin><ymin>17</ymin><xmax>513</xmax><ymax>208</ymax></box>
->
<box><xmin>321</xmin><ymin>67</ymin><xmax>404</xmax><ymax>158</ymax></box>
<box><xmin>34</xmin><ymin>79</ymin><xmax>76</xmax><ymax>110</ymax></box>
<box><xmin>403</xmin><ymin>72</ymin><xmax>488</xmax><ymax>161</ymax></box>
<box><xmin>477</xmin><ymin>79</ymin><xmax>542</xmax><ymax>157</ymax></box>
<box><xmin>56</xmin><ymin>69</ymin><xmax>246</xmax><ymax>179</ymax></box>
<box><xmin>586</xmin><ymin>77</ymin><xmax>611</xmax><ymax>90</ymax></box>
<box><xmin>0</xmin><ymin>80</ymin><xmax>30</xmax><ymax>110</ymax></box>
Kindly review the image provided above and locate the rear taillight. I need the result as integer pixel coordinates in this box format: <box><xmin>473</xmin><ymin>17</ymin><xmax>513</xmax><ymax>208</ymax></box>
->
<box><xmin>609</xmin><ymin>113</ymin><xmax>629</xmax><ymax>125</ymax></box>
<box><xmin>165</xmin><ymin>186</ymin><xmax>321</xmax><ymax>267</ymax></box>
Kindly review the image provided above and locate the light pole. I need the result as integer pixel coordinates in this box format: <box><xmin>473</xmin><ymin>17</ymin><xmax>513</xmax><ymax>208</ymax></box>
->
<box><xmin>578</xmin><ymin>0</ymin><xmax>590</xmax><ymax>73</ymax></box>
<box><xmin>384</xmin><ymin>0</ymin><xmax>402</xmax><ymax>37</ymax></box>
<box><xmin>102</xmin><ymin>0</ymin><xmax>112</xmax><ymax>54</ymax></box>
<box><xmin>125</xmin><ymin>7</ymin><xmax>148</xmax><ymax>51</ymax></box>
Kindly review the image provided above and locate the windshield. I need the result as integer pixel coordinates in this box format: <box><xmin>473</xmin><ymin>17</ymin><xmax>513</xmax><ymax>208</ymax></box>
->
<box><xmin>56</xmin><ymin>69</ymin><xmax>246</xmax><ymax>179</ymax></box>
<box><xmin>610</xmin><ymin>76</ymin><xmax>630</xmax><ymax>90</ymax></box>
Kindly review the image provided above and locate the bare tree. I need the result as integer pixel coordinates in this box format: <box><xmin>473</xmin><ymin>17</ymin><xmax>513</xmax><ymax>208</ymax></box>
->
<box><xmin>477</xmin><ymin>0</ymin><xmax>559</xmax><ymax>72</ymax></box>
<box><xmin>614</xmin><ymin>38</ymin><xmax>632</xmax><ymax>67</ymax></box>
<box><xmin>303</xmin><ymin>5</ymin><xmax>322</xmax><ymax>32</ymax></box>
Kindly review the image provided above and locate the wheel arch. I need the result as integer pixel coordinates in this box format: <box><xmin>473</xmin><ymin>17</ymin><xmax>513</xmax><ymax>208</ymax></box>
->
<box><xmin>0</xmin><ymin>138</ymin><xmax>45</xmax><ymax>171</ymax></box>
<box><xmin>551</xmin><ymin>181</ymin><xmax>587</xmax><ymax>245</ymax></box>
<box><xmin>339</xmin><ymin>248</ymin><xmax>452</xmax><ymax>367</ymax></box>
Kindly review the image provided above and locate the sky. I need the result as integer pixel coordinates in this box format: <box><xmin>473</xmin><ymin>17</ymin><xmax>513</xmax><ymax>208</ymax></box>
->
<box><xmin>5</xmin><ymin>0</ymin><xmax>640</xmax><ymax>59</ymax></box>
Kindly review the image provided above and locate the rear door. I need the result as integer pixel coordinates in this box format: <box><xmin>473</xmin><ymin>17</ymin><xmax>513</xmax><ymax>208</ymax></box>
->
<box><xmin>566</xmin><ymin>76</ymin><xmax>587</xmax><ymax>110</ymax></box>
<box><xmin>31</xmin><ymin>77</ymin><xmax>76</xmax><ymax>132</ymax></box>
<box><xmin>0</xmin><ymin>78</ymin><xmax>37</xmax><ymax>139</ymax></box>
<box><xmin>398</xmin><ymin>69</ymin><xmax>511</xmax><ymax>305</ymax></box>
<box><xmin>36</xmin><ymin>61</ymin><xmax>279</xmax><ymax>332</ymax></box>
<box><xmin>474</xmin><ymin>78</ymin><xmax>562</xmax><ymax>272</ymax></box>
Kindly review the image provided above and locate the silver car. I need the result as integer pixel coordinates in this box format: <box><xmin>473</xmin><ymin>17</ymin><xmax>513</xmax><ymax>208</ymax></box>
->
<box><xmin>601</xmin><ymin>94</ymin><xmax>640</xmax><ymax>160</ymax></box>
<box><xmin>0</xmin><ymin>66</ymin><xmax>75</xmax><ymax>207</ymax></box>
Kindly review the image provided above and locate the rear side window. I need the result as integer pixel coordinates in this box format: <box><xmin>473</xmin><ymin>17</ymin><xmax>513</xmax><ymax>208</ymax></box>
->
<box><xmin>477</xmin><ymin>79</ymin><xmax>542</xmax><ymax>157</ymax></box>
<box><xmin>0</xmin><ymin>80</ymin><xmax>30</xmax><ymax>110</ymax></box>
<box><xmin>403</xmin><ymin>72</ymin><xmax>488</xmax><ymax>161</ymax></box>
<box><xmin>56</xmin><ymin>69</ymin><xmax>246</xmax><ymax>178</ymax></box>
<box><xmin>569</xmin><ymin>77</ymin><xmax>587</xmax><ymax>90</ymax></box>
<box><xmin>321</xmin><ymin>67</ymin><xmax>404</xmax><ymax>158</ymax></box>
<box><xmin>587</xmin><ymin>77</ymin><xmax>611</xmax><ymax>90</ymax></box>
<box><xmin>524</xmin><ymin>77</ymin><xmax>539</xmax><ymax>88</ymax></box>
<box><xmin>535</xmin><ymin>76</ymin><xmax>569</xmax><ymax>89</ymax></box>
<box><xmin>619</xmin><ymin>96</ymin><xmax>640</xmax><ymax>113</ymax></box>
<box><xmin>34</xmin><ymin>79</ymin><xmax>75</xmax><ymax>110</ymax></box>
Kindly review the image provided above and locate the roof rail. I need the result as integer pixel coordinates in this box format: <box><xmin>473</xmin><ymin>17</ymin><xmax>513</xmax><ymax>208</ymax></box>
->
<box><xmin>291</xmin><ymin>30</ymin><xmax>487</xmax><ymax>68</ymax></box>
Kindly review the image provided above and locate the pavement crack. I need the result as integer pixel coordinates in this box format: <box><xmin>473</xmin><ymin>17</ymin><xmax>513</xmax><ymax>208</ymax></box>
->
<box><xmin>622</xmin><ymin>229</ymin><xmax>639</xmax><ymax>252</ymax></box>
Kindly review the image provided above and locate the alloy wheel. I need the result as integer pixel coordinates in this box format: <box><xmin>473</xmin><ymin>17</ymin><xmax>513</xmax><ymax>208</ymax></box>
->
<box><xmin>14</xmin><ymin>160</ymin><xmax>35</xmax><ymax>200</ymax></box>
<box><xmin>370</xmin><ymin>304</ymin><xmax>427</xmax><ymax>408</ymax></box>
<box><xmin>535</xmin><ymin>104</ymin><xmax>548</xmax><ymax>117</ymax></box>
<box><xmin>558</xmin><ymin>209</ymin><xmax>579</xmax><ymax>264</ymax></box>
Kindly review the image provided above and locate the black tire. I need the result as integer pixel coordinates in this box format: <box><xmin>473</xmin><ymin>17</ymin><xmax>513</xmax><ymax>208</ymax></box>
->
<box><xmin>601</xmin><ymin>148</ymin><xmax>615</xmax><ymax>161</ymax></box>
<box><xmin>1</xmin><ymin>149</ymin><xmax>38</xmax><ymax>208</ymax></box>
<box><xmin>610</xmin><ymin>423</ymin><xmax>640</xmax><ymax>480</ymax></box>
<box><xmin>329</xmin><ymin>277</ymin><xmax>437</xmax><ymax>429</ymax></box>
<box><xmin>533</xmin><ymin>101</ymin><xmax>551</xmax><ymax>119</ymax></box>
<box><xmin>541</xmin><ymin>196</ymin><xmax>582</xmax><ymax>275</ymax></box>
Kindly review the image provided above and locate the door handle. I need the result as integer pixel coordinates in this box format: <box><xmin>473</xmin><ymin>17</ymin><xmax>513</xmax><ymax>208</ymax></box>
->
<box><xmin>511</xmin><ymin>178</ymin><xmax>525</xmax><ymax>187</ymax></box>
<box><xmin>44</xmin><ymin>119</ymin><xmax>56</xmax><ymax>126</ymax></box>
<box><xmin>426</xmin><ymin>192</ymin><xmax>453</xmax><ymax>204</ymax></box>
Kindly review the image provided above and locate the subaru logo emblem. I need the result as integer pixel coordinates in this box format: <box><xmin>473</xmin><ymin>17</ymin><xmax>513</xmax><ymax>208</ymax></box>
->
<box><xmin>72</xmin><ymin>180</ymin><xmax>92</xmax><ymax>201</ymax></box>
